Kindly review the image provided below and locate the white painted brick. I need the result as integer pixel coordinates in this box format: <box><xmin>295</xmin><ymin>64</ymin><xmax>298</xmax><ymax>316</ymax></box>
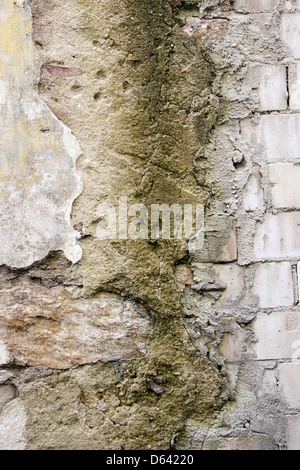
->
<box><xmin>285</xmin><ymin>0</ymin><xmax>300</xmax><ymax>9</ymax></box>
<box><xmin>254</xmin><ymin>213</ymin><xmax>300</xmax><ymax>260</ymax></box>
<box><xmin>258</xmin><ymin>66</ymin><xmax>287</xmax><ymax>111</ymax></box>
<box><xmin>241</xmin><ymin>114</ymin><xmax>300</xmax><ymax>161</ymax></box>
<box><xmin>287</xmin><ymin>416</ymin><xmax>300</xmax><ymax>450</ymax></box>
<box><xmin>0</xmin><ymin>340</ymin><xmax>9</xmax><ymax>366</ymax></box>
<box><xmin>254</xmin><ymin>311</ymin><xmax>300</xmax><ymax>360</ymax></box>
<box><xmin>235</xmin><ymin>0</ymin><xmax>279</xmax><ymax>11</ymax></box>
<box><xmin>252</xmin><ymin>262</ymin><xmax>294</xmax><ymax>308</ymax></box>
<box><xmin>290</xmin><ymin>63</ymin><xmax>300</xmax><ymax>110</ymax></box>
<box><xmin>281</xmin><ymin>13</ymin><xmax>300</xmax><ymax>59</ymax></box>
<box><xmin>279</xmin><ymin>363</ymin><xmax>300</xmax><ymax>408</ymax></box>
<box><xmin>269</xmin><ymin>163</ymin><xmax>300</xmax><ymax>208</ymax></box>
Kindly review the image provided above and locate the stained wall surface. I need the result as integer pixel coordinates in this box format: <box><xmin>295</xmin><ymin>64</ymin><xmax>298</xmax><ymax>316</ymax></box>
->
<box><xmin>0</xmin><ymin>0</ymin><xmax>299</xmax><ymax>450</ymax></box>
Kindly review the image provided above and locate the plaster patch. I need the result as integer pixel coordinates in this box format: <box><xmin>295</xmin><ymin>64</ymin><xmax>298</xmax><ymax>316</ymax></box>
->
<box><xmin>0</xmin><ymin>399</ymin><xmax>27</xmax><ymax>450</ymax></box>
<box><xmin>0</xmin><ymin>1</ymin><xmax>82</xmax><ymax>268</ymax></box>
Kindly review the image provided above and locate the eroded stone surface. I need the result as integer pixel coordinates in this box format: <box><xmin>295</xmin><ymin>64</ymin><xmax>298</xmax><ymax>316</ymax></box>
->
<box><xmin>0</xmin><ymin>0</ymin><xmax>82</xmax><ymax>268</ymax></box>
<box><xmin>0</xmin><ymin>286</ymin><xmax>149</xmax><ymax>369</ymax></box>
<box><xmin>0</xmin><ymin>385</ymin><xmax>17</xmax><ymax>413</ymax></box>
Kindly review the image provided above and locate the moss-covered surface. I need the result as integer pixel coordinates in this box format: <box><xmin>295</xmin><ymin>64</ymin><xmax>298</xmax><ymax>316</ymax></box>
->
<box><xmin>21</xmin><ymin>343</ymin><xmax>222</xmax><ymax>450</ymax></box>
<box><xmin>73</xmin><ymin>0</ymin><xmax>219</xmax><ymax>310</ymax></box>
<box><xmin>23</xmin><ymin>0</ymin><xmax>226</xmax><ymax>449</ymax></box>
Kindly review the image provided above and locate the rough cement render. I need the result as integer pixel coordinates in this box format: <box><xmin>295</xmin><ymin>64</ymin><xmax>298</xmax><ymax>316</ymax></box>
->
<box><xmin>173</xmin><ymin>0</ymin><xmax>300</xmax><ymax>451</ymax></box>
<box><xmin>0</xmin><ymin>0</ymin><xmax>299</xmax><ymax>451</ymax></box>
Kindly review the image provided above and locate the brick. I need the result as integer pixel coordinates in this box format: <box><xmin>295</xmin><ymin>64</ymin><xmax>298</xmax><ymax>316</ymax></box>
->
<box><xmin>298</xmin><ymin>261</ymin><xmax>300</xmax><ymax>301</ymax></box>
<box><xmin>214</xmin><ymin>222</ymin><xmax>237</xmax><ymax>262</ymax></box>
<box><xmin>254</xmin><ymin>213</ymin><xmax>300</xmax><ymax>260</ymax></box>
<box><xmin>254</xmin><ymin>212</ymin><xmax>300</xmax><ymax>259</ymax></box>
<box><xmin>258</xmin><ymin>66</ymin><xmax>287</xmax><ymax>111</ymax></box>
<box><xmin>252</xmin><ymin>262</ymin><xmax>294</xmax><ymax>308</ymax></box>
<box><xmin>182</xmin><ymin>18</ymin><xmax>229</xmax><ymax>43</ymax></box>
<box><xmin>289</xmin><ymin>63</ymin><xmax>300</xmax><ymax>110</ymax></box>
<box><xmin>269</xmin><ymin>163</ymin><xmax>300</xmax><ymax>208</ymax></box>
<box><xmin>281</xmin><ymin>13</ymin><xmax>300</xmax><ymax>59</ymax></box>
<box><xmin>241</xmin><ymin>114</ymin><xmax>300</xmax><ymax>161</ymax></box>
<box><xmin>254</xmin><ymin>311</ymin><xmax>300</xmax><ymax>360</ymax></box>
<box><xmin>175</xmin><ymin>265</ymin><xmax>193</xmax><ymax>285</ymax></box>
<box><xmin>234</xmin><ymin>0</ymin><xmax>279</xmax><ymax>12</ymax></box>
<box><xmin>279</xmin><ymin>363</ymin><xmax>300</xmax><ymax>408</ymax></box>
<box><xmin>287</xmin><ymin>416</ymin><xmax>300</xmax><ymax>449</ymax></box>
<box><xmin>45</xmin><ymin>65</ymin><xmax>83</xmax><ymax>77</ymax></box>
<box><xmin>243</xmin><ymin>167</ymin><xmax>265</xmax><ymax>211</ymax></box>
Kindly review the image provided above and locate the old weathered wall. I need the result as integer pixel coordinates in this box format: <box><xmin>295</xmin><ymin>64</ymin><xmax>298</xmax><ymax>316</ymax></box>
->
<box><xmin>0</xmin><ymin>0</ymin><xmax>299</xmax><ymax>450</ymax></box>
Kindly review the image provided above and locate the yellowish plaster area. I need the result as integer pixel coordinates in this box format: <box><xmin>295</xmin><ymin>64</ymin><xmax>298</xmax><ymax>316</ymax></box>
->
<box><xmin>0</xmin><ymin>1</ymin><xmax>82</xmax><ymax>268</ymax></box>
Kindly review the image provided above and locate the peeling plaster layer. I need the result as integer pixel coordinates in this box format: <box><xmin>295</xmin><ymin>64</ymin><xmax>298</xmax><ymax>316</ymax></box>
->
<box><xmin>0</xmin><ymin>0</ymin><xmax>82</xmax><ymax>268</ymax></box>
